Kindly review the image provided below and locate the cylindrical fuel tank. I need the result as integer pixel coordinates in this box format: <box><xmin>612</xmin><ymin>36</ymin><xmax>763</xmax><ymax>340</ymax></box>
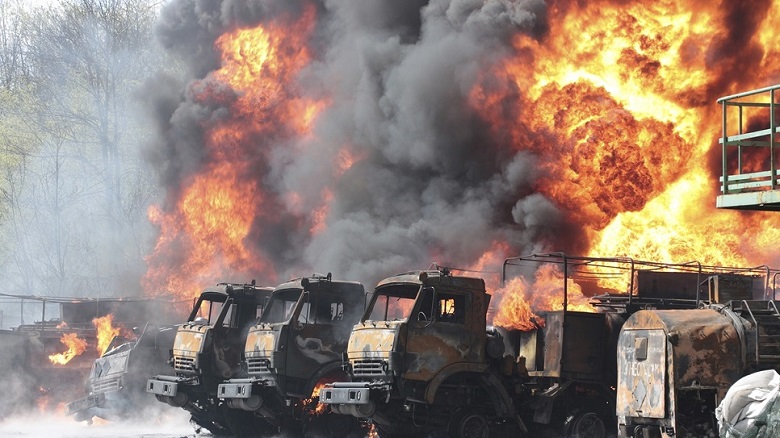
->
<box><xmin>617</xmin><ymin>308</ymin><xmax>747</xmax><ymax>419</ymax></box>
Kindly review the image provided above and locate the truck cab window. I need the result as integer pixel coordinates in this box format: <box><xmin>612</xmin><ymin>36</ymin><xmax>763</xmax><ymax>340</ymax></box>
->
<box><xmin>313</xmin><ymin>295</ymin><xmax>343</xmax><ymax>324</ymax></box>
<box><xmin>436</xmin><ymin>293</ymin><xmax>465</xmax><ymax>324</ymax></box>
<box><xmin>365</xmin><ymin>286</ymin><xmax>417</xmax><ymax>321</ymax></box>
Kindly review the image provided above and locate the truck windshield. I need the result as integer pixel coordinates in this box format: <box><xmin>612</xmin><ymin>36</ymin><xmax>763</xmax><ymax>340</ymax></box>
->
<box><xmin>261</xmin><ymin>288</ymin><xmax>303</xmax><ymax>324</ymax></box>
<box><xmin>365</xmin><ymin>285</ymin><xmax>418</xmax><ymax>321</ymax></box>
<box><xmin>194</xmin><ymin>297</ymin><xmax>228</xmax><ymax>325</ymax></box>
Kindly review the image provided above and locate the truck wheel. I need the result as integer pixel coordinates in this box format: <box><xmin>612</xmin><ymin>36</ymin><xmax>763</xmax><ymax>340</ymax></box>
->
<box><xmin>449</xmin><ymin>409</ymin><xmax>489</xmax><ymax>438</ymax></box>
<box><xmin>324</xmin><ymin>412</ymin><xmax>360</xmax><ymax>436</ymax></box>
<box><xmin>565</xmin><ymin>411</ymin><xmax>606</xmax><ymax>438</ymax></box>
<box><xmin>223</xmin><ymin>408</ymin><xmax>257</xmax><ymax>438</ymax></box>
<box><xmin>304</xmin><ymin>412</ymin><xmax>361</xmax><ymax>437</ymax></box>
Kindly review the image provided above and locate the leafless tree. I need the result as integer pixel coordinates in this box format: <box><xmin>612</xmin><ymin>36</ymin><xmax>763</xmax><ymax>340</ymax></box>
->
<box><xmin>0</xmin><ymin>0</ymin><xmax>170</xmax><ymax>298</ymax></box>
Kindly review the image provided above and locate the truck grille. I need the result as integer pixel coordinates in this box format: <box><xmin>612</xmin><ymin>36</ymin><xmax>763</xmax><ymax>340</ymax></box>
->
<box><xmin>353</xmin><ymin>360</ymin><xmax>385</xmax><ymax>376</ymax></box>
<box><xmin>174</xmin><ymin>356</ymin><xmax>196</xmax><ymax>372</ymax></box>
<box><xmin>246</xmin><ymin>357</ymin><xmax>270</xmax><ymax>373</ymax></box>
<box><xmin>91</xmin><ymin>377</ymin><xmax>120</xmax><ymax>394</ymax></box>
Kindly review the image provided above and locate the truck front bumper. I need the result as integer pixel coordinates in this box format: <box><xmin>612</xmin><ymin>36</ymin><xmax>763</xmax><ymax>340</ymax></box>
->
<box><xmin>319</xmin><ymin>382</ymin><xmax>372</xmax><ymax>405</ymax></box>
<box><xmin>217</xmin><ymin>377</ymin><xmax>275</xmax><ymax>400</ymax></box>
<box><xmin>65</xmin><ymin>393</ymin><xmax>105</xmax><ymax>418</ymax></box>
<box><xmin>146</xmin><ymin>374</ymin><xmax>198</xmax><ymax>397</ymax></box>
<box><xmin>318</xmin><ymin>382</ymin><xmax>387</xmax><ymax>418</ymax></box>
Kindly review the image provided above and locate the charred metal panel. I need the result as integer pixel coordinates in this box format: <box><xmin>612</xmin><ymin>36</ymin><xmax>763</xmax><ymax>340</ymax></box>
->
<box><xmin>404</xmin><ymin>330</ymin><xmax>471</xmax><ymax>381</ymax></box>
<box><xmin>708</xmin><ymin>275</ymin><xmax>757</xmax><ymax>303</ymax></box>
<box><xmin>540</xmin><ymin>311</ymin><xmax>606</xmax><ymax>380</ymax></box>
<box><xmin>633</xmin><ymin>271</ymin><xmax>702</xmax><ymax>300</ymax></box>
<box><xmin>517</xmin><ymin>329</ymin><xmax>542</xmax><ymax>372</ymax></box>
<box><xmin>667</xmin><ymin>310</ymin><xmax>742</xmax><ymax>399</ymax></box>
<box><xmin>90</xmin><ymin>352</ymin><xmax>129</xmax><ymax>381</ymax></box>
<box><xmin>286</xmin><ymin>321</ymin><xmax>344</xmax><ymax>385</ymax></box>
<box><xmin>617</xmin><ymin>309</ymin><xmax>745</xmax><ymax>426</ymax></box>
<box><xmin>617</xmin><ymin>328</ymin><xmax>666</xmax><ymax>418</ymax></box>
<box><xmin>404</xmin><ymin>286</ymin><xmax>484</xmax><ymax>381</ymax></box>
<box><xmin>347</xmin><ymin>324</ymin><xmax>399</xmax><ymax>361</ymax></box>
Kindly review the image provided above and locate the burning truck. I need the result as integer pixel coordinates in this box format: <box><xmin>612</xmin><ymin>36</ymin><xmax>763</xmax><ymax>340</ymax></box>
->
<box><xmin>66</xmin><ymin>322</ymin><xmax>178</xmax><ymax>423</ymax></box>
<box><xmin>217</xmin><ymin>273</ymin><xmax>367</xmax><ymax>437</ymax></box>
<box><xmin>318</xmin><ymin>254</ymin><xmax>769</xmax><ymax>438</ymax></box>
<box><xmin>147</xmin><ymin>281</ymin><xmax>274</xmax><ymax>435</ymax></box>
<box><xmin>0</xmin><ymin>295</ymin><xmax>185</xmax><ymax>417</ymax></box>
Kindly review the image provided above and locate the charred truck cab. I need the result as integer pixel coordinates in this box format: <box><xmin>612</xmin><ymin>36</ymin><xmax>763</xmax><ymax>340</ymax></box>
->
<box><xmin>320</xmin><ymin>268</ymin><xmax>525</xmax><ymax>438</ymax></box>
<box><xmin>146</xmin><ymin>282</ymin><xmax>273</xmax><ymax>435</ymax></box>
<box><xmin>66</xmin><ymin>323</ymin><xmax>177</xmax><ymax>423</ymax></box>
<box><xmin>217</xmin><ymin>274</ymin><xmax>366</xmax><ymax>437</ymax></box>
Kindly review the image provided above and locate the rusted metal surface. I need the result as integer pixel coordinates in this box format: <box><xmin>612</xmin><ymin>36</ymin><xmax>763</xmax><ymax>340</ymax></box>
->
<box><xmin>347</xmin><ymin>323</ymin><xmax>399</xmax><ymax>360</ymax></box>
<box><xmin>348</xmin><ymin>272</ymin><xmax>488</xmax><ymax>382</ymax></box>
<box><xmin>617</xmin><ymin>327</ymin><xmax>667</xmax><ymax>418</ymax></box>
<box><xmin>172</xmin><ymin>323</ymin><xmax>207</xmax><ymax>367</ymax></box>
<box><xmin>617</xmin><ymin>309</ymin><xmax>743</xmax><ymax>428</ymax></box>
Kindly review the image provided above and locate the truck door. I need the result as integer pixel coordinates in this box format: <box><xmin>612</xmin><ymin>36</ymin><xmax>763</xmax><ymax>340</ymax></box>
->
<box><xmin>617</xmin><ymin>329</ymin><xmax>667</xmax><ymax>418</ymax></box>
<box><xmin>404</xmin><ymin>287</ymin><xmax>481</xmax><ymax>381</ymax></box>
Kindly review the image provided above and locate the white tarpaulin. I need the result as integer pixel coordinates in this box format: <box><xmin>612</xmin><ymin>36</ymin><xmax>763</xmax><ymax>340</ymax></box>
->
<box><xmin>716</xmin><ymin>369</ymin><xmax>780</xmax><ymax>438</ymax></box>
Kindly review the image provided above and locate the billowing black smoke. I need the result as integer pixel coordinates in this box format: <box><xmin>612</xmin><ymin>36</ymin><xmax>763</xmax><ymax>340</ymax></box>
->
<box><xmin>141</xmin><ymin>0</ymin><xmax>556</xmax><ymax>288</ymax></box>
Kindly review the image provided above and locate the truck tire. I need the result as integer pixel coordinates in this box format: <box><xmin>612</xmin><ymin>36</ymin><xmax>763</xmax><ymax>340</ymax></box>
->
<box><xmin>565</xmin><ymin>411</ymin><xmax>606</xmax><ymax>438</ymax></box>
<box><xmin>449</xmin><ymin>409</ymin><xmax>490</xmax><ymax>438</ymax></box>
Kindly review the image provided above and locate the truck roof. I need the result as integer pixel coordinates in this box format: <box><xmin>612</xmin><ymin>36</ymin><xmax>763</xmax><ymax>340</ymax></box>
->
<box><xmin>376</xmin><ymin>270</ymin><xmax>486</xmax><ymax>292</ymax></box>
<box><xmin>200</xmin><ymin>283</ymin><xmax>275</xmax><ymax>302</ymax></box>
<box><xmin>274</xmin><ymin>274</ymin><xmax>365</xmax><ymax>299</ymax></box>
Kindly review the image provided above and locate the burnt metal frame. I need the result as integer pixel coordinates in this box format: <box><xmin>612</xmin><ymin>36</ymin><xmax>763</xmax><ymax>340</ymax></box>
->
<box><xmin>501</xmin><ymin>253</ymin><xmax>775</xmax><ymax>308</ymax></box>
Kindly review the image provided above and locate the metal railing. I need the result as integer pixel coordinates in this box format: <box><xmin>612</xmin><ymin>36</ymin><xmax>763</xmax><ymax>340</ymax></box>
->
<box><xmin>718</xmin><ymin>84</ymin><xmax>780</xmax><ymax>194</ymax></box>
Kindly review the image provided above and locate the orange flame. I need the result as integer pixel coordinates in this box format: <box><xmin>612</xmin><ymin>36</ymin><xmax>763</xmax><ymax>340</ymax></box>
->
<box><xmin>494</xmin><ymin>1</ymin><xmax>779</xmax><ymax>267</ymax></box>
<box><xmin>48</xmin><ymin>333</ymin><xmax>88</xmax><ymax>365</ymax></box>
<box><xmin>144</xmin><ymin>0</ymin><xmax>780</xmax><ymax>319</ymax></box>
<box><xmin>493</xmin><ymin>264</ymin><xmax>595</xmax><ymax>331</ymax></box>
<box><xmin>467</xmin><ymin>2</ymin><xmax>780</xmax><ymax>334</ymax></box>
<box><xmin>301</xmin><ymin>380</ymin><xmax>329</xmax><ymax>416</ymax></box>
<box><xmin>143</xmin><ymin>7</ymin><xmax>322</xmax><ymax>300</ymax></box>
<box><xmin>92</xmin><ymin>314</ymin><xmax>122</xmax><ymax>356</ymax></box>
<box><xmin>36</xmin><ymin>386</ymin><xmax>49</xmax><ymax>411</ymax></box>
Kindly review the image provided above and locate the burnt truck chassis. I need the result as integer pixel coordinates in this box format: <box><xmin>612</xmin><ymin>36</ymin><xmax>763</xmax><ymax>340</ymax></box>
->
<box><xmin>320</xmin><ymin>254</ymin><xmax>771</xmax><ymax>438</ymax></box>
<box><xmin>217</xmin><ymin>274</ymin><xmax>367</xmax><ymax>437</ymax></box>
<box><xmin>146</xmin><ymin>282</ymin><xmax>273</xmax><ymax>435</ymax></box>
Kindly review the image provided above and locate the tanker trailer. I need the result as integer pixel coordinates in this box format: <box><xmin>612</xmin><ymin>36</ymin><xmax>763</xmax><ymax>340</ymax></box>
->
<box><xmin>616</xmin><ymin>299</ymin><xmax>780</xmax><ymax>438</ymax></box>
